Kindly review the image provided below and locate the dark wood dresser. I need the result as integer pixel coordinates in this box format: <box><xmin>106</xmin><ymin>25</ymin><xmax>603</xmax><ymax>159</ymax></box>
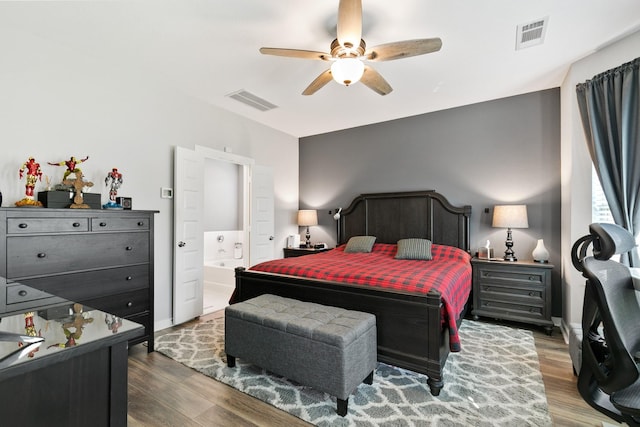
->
<box><xmin>0</xmin><ymin>208</ymin><xmax>157</xmax><ymax>351</ymax></box>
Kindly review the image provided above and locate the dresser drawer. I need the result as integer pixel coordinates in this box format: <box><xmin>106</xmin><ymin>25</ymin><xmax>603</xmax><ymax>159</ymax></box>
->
<box><xmin>82</xmin><ymin>289</ymin><xmax>149</xmax><ymax>318</ymax></box>
<box><xmin>7</xmin><ymin>233</ymin><xmax>149</xmax><ymax>278</ymax></box>
<box><xmin>91</xmin><ymin>217</ymin><xmax>150</xmax><ymax>231</ymax></box>
<box><xmin>7</xmin><ymin>217</ymin><xmax>89</xmax><ymax>234</ymax></box>
<box><xmin>15</xmin><ymin>265</ymin><xmax>149</xmax><ymax>302</ymax></box>
<box><xmin>6</xmin><ymin>283</ymin><xmax>59</xmax><ymax>305</ymax></box>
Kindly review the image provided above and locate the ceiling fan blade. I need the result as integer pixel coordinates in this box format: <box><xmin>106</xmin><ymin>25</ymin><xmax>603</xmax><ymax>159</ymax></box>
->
<box><xmin>366</xmin><ymin>38</ymin><xmax>442</xmax><ymax>62</ymax></box>
<box><xmin>360</xmin><ymin>65</ymin><xmax>393</xmax><ymax>96</ymax></box>
<box><xmin>260</xmin><ymin>47</ymin><xmax>332</xmax><ymax>61</ymax></box>
<box><xmin>337</xmin><ymin>0</ymin><xmax>362</xmax><ymax>49</ymax></box>
<box><xmin>302</xmin><ymin>69</ymin><xmax>334</xmax><ymax>95</ymax></box>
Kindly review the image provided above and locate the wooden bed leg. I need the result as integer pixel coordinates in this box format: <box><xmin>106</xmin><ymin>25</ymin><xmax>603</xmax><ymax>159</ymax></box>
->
<box><xmin>337</xmin><ymin>398</ymin><xmax>348</xmax><ymax>416</ymax></box>
<box><xmin>427</xmin><ymin>377</ymin><xmax>443</xmax><ymax>396</ymax></box>
<box><xmin>227</xmin><ymin>355</ymin><xmax>236</xmax><ymax>368</ymax></box>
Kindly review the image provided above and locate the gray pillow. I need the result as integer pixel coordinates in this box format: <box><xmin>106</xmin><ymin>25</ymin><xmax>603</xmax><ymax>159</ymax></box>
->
<box><xmin>344</xmin><ymin>236</ymin><xmax>376</xmax><ymax>253</ymax></box>
<box><xmin>395</xmin><ymin>238</ymin><xmax>433</xmax><ymax>260</ymax></box>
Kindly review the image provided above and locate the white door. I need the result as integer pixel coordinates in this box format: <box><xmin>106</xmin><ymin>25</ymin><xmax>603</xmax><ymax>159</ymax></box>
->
<box><xmin>173</xmin><ymin>146</ymin><xmax>204</xmax><ymax>325</ymax></box>
<box><xmin>250</xmin><ymin>165</ymin><xmax>275</xmax><ymax>266</ymax></box>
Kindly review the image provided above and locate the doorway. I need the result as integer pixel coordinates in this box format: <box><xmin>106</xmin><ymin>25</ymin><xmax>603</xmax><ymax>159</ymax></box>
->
<box><xmin>198</xmin><ymin>148</ymin><xmax>252</xmax><ymax>315</ymax></box>
<box><xmin>173</xmin><ymin>146</ymin><xmax>274</xmax><ymax>325</ymax></box>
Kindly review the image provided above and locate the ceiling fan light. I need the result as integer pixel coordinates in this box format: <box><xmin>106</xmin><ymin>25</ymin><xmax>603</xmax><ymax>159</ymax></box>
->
<box><xmin>331</xmin><ymin>58</ymin><xmax>365</xmax><ymax>86</ymax></box>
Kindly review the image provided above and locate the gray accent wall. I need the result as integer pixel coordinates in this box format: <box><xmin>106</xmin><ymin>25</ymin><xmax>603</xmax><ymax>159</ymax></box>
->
<box><xmin>299</xmin><ymin>88</ymin><xmax>561</xmax><ymax>315</ymax></box>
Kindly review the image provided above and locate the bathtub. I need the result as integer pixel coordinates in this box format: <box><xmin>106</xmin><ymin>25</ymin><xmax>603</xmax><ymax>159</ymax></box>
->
<box><xmin>203</xmin><ymin>259</ymin><xmax>244</xmax><ymax>314</ymax></box>
<box><xmin>204</xmin><ymin>258</ymin><xmax>245</xmax><ymax>285</ymax></box>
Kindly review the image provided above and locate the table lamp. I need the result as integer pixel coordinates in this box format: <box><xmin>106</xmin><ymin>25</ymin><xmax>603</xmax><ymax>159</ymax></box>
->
<box><xmin>492</xmin><ymin>204</ymin><xmax>528</xmax><ymax>261</ymax></box>
<box><xmin>297</xmin><ymin>209</ymin><xmax>318</xmax><ymax>248</ymax></box>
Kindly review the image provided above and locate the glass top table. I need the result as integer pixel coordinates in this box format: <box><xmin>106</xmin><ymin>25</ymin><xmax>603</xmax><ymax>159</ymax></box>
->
<box><xmin>0</xmin><ymin>299</ymin><xmax>143</xmax><ymax>371</ymax></box>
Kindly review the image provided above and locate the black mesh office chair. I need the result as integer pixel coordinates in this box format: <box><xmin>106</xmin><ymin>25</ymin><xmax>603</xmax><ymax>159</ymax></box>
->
<box><xmin>571</xmin><ymin>223</ymin><xmax>640</xmax><ymax>426</ymax></box>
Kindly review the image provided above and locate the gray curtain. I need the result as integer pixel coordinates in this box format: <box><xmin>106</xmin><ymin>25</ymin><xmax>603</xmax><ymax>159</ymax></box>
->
<box><xmin>576</xmin><ymin>57</ymin><xmax>640</xmax><ymax>266</ymax></box>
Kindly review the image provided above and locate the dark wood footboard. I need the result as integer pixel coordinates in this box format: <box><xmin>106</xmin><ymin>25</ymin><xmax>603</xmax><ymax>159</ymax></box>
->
<box><xmin>233</xmin><ymin>267</ymin><xmax>450</xmax><ymax>395</ymax></box>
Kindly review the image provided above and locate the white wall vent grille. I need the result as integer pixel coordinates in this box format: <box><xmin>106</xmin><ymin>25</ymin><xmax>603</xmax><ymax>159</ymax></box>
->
<box><xmin>516</xmin><ymin>17</ymin><xmax>549</xmax><ymax>50</ymax></box>
<box><xmin>226</xmin><ymin>90</ymin><xmax>278</xmax><ymax>112</ymax></box>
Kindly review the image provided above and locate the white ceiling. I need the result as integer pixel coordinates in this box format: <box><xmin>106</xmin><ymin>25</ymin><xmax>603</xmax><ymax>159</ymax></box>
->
<box><xmin>3</xmin><ymin>0</ymin><xmax>640</xmax><ymax>137</ymax></box>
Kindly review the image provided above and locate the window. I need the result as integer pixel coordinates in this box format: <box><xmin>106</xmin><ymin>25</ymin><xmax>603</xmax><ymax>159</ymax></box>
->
<box><xmin>592</xmin><ymin>166</ymin><xmax>614</xmax><ymax>223</ymax></box>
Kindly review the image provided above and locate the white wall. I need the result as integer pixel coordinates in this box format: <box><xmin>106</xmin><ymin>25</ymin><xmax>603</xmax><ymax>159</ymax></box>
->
<box><xmin>560</xmin><ymin>30</ymin><xmax>640</xmax><ymax>331</ymax></box>
<box><xmin>0</xmin><ymin>25</ymin><xmax>299</xmax><ymax>331</ymax></box>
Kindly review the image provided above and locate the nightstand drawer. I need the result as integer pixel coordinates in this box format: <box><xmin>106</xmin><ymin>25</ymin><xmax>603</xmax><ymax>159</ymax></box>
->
<box><xmin>477</xmin><ymin>281</ymin><xmax>545</xmax><ymax>305</ymax></box>
<box><xmin>283</xmin><ymin>247</ymin><xmax>330</xmax><ymax>258</ymax></box>
<box><xmin>475</xmin><ymin>299</ymin><xmax>546</xmax><ymax>320</ymax></box>
<box><xmin>477</xmin><ymin>266</ymin><xmax>546</xmax><ymax>286</ymax></box>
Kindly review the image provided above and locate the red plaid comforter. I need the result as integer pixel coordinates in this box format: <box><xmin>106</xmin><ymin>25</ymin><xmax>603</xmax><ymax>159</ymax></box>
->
<box><xmin>250</xmin><ymin>243</ymin><xmax>472</xmax><ymax>351</ymax></box>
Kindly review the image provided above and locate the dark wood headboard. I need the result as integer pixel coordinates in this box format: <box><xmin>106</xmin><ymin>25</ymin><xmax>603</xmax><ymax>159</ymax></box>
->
<box><xmin>337</xmin><ymin>190</ymin><xmax>472</xmax><ymax>251</ymax></box>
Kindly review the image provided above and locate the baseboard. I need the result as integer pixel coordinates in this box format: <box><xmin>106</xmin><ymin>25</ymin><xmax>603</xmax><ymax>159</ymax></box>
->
<box><xmin>154</xmin><ymin>318</ymin><xmax>173</xmax><ymax>332</ymax></box>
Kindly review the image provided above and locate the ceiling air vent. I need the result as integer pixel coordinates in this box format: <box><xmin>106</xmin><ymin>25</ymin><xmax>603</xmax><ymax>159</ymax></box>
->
<box><xmin>516</xmin><ymin>17</ymin><xmax>548</xmax><ymax>50</ymax></box>
<box><xmin>226</xmin><ymin>90</ymin><xmax>278</xmax><ymax>112</ymax></box>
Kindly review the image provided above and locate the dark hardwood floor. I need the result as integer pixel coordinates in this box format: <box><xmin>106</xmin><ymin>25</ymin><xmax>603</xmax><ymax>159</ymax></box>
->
<box><xmin>127</xmin><ymin>312</ymin><xmax>622</xmax><ymax>427</ymax></box>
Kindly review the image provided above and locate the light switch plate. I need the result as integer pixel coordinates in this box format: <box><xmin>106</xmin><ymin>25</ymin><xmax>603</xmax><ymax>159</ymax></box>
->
<box><xmin>161</xmin><ymin>187</ymin><xmax>173</xmax><ymax>199</ymax></box>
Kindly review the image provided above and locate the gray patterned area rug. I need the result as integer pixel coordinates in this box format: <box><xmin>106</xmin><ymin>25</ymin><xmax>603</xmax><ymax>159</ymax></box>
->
<box><xmin>156</xmin><ymin>318</ymin><xmax>552</xmax><ymax>426</ymax></box>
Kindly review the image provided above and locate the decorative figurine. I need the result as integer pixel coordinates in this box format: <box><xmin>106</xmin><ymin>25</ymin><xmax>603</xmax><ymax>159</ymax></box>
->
<box><xmin>16</xmin><ymin>157</ymin><xmax>44</xmax><ymax>207</ymax></box>
<box><xmin>103</xmin><ymin>167</ymin><xmax>123</xmax><ymax>209</ymax></box>
<box><xmin>20</xmin><ymin>312</ymin><xmax>42</xmax><ymax>358</ymax></box>
<box><xmin>48</xmin><ymin>304</ymin><xmax>94</xmax><ymax>349</ymax></box>
<box><xmin>63</xmin><ymin>170</ymin><xmax>94</xmax><ymax>209</ymax></box>
<box><xmin>48</xmin><ymin>155</ymin><xmax>90</xmax><ymax>182</ymax></box>
<box><xmin>105</xmin><ymin>314</ymin><xmax>122</xmax><ymax>334</ymax></box>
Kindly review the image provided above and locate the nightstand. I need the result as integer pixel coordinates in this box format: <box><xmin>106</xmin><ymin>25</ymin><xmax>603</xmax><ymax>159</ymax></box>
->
<box><xmin>471</xmin><ymin>258</ymin><xmax>554</xmax><ymax>335</ymax></box>
<box><xmin>283</xmin><ymin>247</ymin><xmax>331</xmax><ymax>258</ymax></box>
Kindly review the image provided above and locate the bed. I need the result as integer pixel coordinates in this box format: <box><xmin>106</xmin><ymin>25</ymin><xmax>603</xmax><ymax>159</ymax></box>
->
<box><xmin>232</xmin><ymin>190</ymin><xmax>472</xmax><ymax>395</ymax></box>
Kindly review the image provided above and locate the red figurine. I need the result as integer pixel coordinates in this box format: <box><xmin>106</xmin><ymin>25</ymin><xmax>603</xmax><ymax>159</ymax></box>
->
<box><xmin>48</xmin><ymin>155</ymin><xmax>89</xmax><ymax>181</ymax></box>
<box><xmin>16</xmin><ymin>157</ymin><xmax>44</xmax><ymax>207</ymax></box>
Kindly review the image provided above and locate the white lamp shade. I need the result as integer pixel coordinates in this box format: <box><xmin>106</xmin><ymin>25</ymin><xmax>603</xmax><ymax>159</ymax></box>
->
<box><xmin>492</xmin><ymin>205</ymin><xmax>529</xmax><ymax>228</ymax></box>
<box><xmin>331</xmin><ymin>58</ymin><xmax>365</xmax><ymax>86</ymax></box>
<box><xmin>297</xmin><ymin>209</ymin><xmax>318</xmax><ymax>226</ymax></box>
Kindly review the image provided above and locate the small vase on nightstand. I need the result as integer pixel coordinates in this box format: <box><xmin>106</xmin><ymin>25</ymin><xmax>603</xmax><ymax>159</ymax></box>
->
<box><xmin>532</xmin><ymin>239</ymin><xmax>549</xmax><ymax>263</ymax></box>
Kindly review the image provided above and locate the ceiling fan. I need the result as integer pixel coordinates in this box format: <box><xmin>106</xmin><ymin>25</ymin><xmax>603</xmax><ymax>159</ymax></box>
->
<box><xmin>259</xmin><ymin>0</ymin><xmax>442</xmax><ymax>96</ymax></box>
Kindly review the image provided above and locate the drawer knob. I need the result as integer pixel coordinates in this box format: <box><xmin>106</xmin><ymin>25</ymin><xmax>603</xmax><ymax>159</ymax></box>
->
<box><xmin>529</xmin><ymin>291</ymin><xmax>536</xmax><ymax>297</ymax></box>
<box><xmin>37</xmin><ymin>253</ymin><xmax>46</xmax><ymax>258</ymax></box>
<box><xmin>18</xmin><ymin>223</ymin><xmax>28</xmax><ymax>229</ymax></box>
<box><xmin>18</xmin><ymin>290</ymin><xmax>27</xmax><ymax>297</ymax></box>
<box><xmin>100</xmin><ymin>222</ymin><xmax>107</xmax><ymax>227</ymax></box>
<box><xmin>137</xmin><ymin>221</ymin><xmax>144</xmax><ymax>226</ymax></box>
<box><xmin>529</xmin><ymin>276</ymin><xmax>536</xmax><ymax>281</ymax></box>
<box><xmin>127</xmin><ymin>302</ymin><xmax>133</xmax><ymax>307</ymax></box>
<box><xmin>126</xmin><ymin>276</ymin><xmax>133</xmax><ymax>281</ymax></box>
<box><xmin>73</xmin><ymin>222</ymin><xmax>81</xmax><ymax>227</ymax></box>
<box><xmin>125</xmin><ymin>246</ymin><xmax>133</xmax><ymax>251</ymax></box>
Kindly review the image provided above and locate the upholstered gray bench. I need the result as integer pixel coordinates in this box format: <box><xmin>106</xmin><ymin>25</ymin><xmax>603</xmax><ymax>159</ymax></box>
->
<box><xmin>225</xmin><ymin>294</ymin><xmax>377</xmax><ymax>416</ymax></box>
